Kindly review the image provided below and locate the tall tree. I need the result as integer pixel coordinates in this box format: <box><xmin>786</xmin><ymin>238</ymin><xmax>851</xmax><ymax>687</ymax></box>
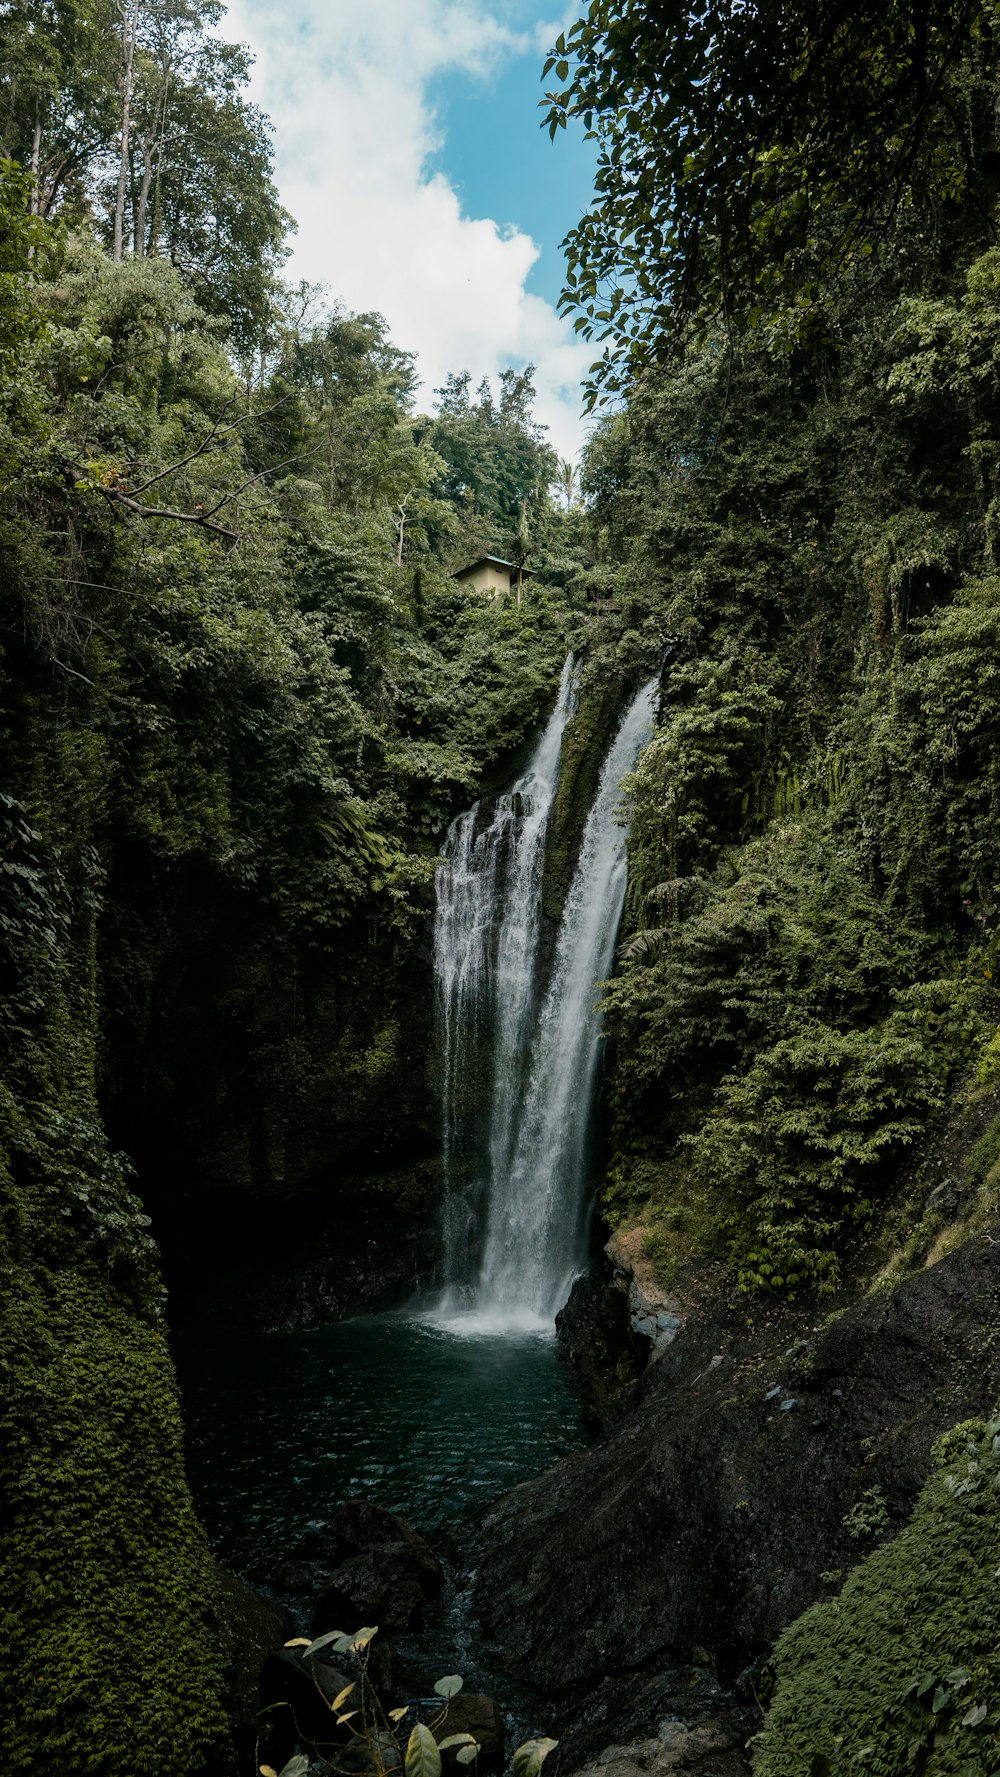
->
<box><xmin>544</xmin><ymin>0</ymin><xmax>997</xmax><ymax>401</ymax></box>
<box><xmin>0</xmin><ymin>0</ymin><xmax>119</xmax><ymax>218</ymax></box>
<box><xmin>425</xmin><ymin>365</ymin><xmax>558</xmax><ymax>562</ymax></box>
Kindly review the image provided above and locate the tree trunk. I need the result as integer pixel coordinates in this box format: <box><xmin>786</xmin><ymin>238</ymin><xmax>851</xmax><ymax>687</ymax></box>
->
<box><xmin>396</xmin><ymin>494</ymin><xmax>412</xmax><ymax>566</ymax></box>
<box><xmin>133</xmin><ymin>137</ymin><xmax>154</xmax><ymax>254</ymax></box>
<box><xmin>113</xmin><ymin>0</ymin><xmax>139</xmax><ymax>264</ymax></box>
<box><xmin>29</xmin><ymin>96</ymin><xmax>42</xmax><ymax>217</ymax></box>
<box><xmin>149</xmin><ymin>66</ymin><xmax>172</xmax><ymax>256</ymax></box>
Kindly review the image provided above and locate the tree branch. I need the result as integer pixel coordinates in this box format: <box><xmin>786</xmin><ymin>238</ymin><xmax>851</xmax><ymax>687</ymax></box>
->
<box><xmin>126</xmin><ymin>393</ymin><xmax>292</xmax><ymax>496</ymax></box>
<box><xmin>99</xmin><ymin>488</ymin><xmax>240</xmax><ymax>538</ymax></box>
<box><xmin>60</xmin><ymin>457</ymin><xmax>239</xmax><ymax>538</ymax></box>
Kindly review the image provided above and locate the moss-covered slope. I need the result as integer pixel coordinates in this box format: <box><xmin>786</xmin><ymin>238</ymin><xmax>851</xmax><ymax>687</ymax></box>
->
<box><xmin>756</xmin><ymin>1416</ymin><xmax>1000</xmax><ymax>1775</ymax></box>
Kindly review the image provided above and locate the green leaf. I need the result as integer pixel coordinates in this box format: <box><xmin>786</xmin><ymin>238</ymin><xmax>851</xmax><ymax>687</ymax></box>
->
<box><xmin>407</xmin><ymin>1722</ymin><xmax>443</xmax><ymax>1777</ymax></box>
<box><xmin>513</xmin><ymin>1740</ymin><xmax>559</xmax><ymax>1777</ymax></box>
<box><xmin>434</xmin><ymin>1675</ymin><xmax>464</xmax><ymax>1699</ymax></box>
<box><xmin>303</xmin><ymin>1629</ymin><xmax>350</xmax><ymax>1657</ymax></box>
<box><xmin>456</xmin><ymin>1749</ymin><xmax>479</xmax><ymax>1767</ymax></box>
<box><xmin>438</xmin><ymin>1736</ymin><xmax>477</xmax><ymax>1751</ymax></box>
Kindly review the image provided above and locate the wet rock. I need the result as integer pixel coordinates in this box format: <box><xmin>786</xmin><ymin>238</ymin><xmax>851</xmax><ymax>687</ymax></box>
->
<box><xmin>314</xmin><ymin>1548</ymin><xmax>428</xmax><ymax>1638</ymax></box>
<box><xmin>309</xmin><ymin>1500</ymin><xmax>443</xmax><ymax>1596</ymax></box>
<box><xmin>259</xmin><ymin>1649</ymin><xmax>355</xmax><ymax>1767</ymax></box>
<box><xmin>556</xmin><ymin>1272</ymin><xmax>646</xmax><ymax>1428</ymax></box>
<box><xmin>605</xmin><ymin>1229</ymin><xmax>687</xmax><ymax>1346</ymax></box>
<box><xmin>321</xmin><ymin>1730</ymin><xmax>403</xmax><ymax>1776</ymax></box>
<box><xmin>431</xmin><ymin>1694</ymin><xmax>504</xmax><ymax>1772</ymax></box>
<box><xmin>463</xmin><ymin>1235</ymin><xmax>1000</xmax><ymax>1760</ymax></box>
<box><xmin>309</xmin><ymin>1503</ymin><xmax>443</xmax><ymax>1648</ymax></box>
<box><xmin>567</xmin><ymin>1719</ymin><xmax>749</xmax><ymax>1777</ymax></box>
<box><xmin>268</xmin><ymin>1559</ymin><xmax>323</xmax><ymax>1594</ymax></box>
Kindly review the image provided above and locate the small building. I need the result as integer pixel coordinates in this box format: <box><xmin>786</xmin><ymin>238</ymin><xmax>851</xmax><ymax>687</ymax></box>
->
<box><xmin>451</xmin><ymin>554</ymin><xmax>533</xmax><ymax>599</ymax></box>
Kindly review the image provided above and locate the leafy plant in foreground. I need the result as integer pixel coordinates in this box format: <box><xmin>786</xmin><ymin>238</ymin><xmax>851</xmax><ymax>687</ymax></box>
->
<box><xmin>265</xmin><ymin>1624</ymin><xmax>558</xmax><ymax>1777</ymax></box>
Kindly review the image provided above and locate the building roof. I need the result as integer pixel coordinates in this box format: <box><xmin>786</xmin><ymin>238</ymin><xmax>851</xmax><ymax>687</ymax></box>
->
<box><xmin>452</xmin><ymin>554</ymin><xmax>514</xmax><ymax>576</ymax></box>
<box><xmin>451</xmin><ymin>554</ymin><xmax>534</xmax><ymax>579</ymax></box>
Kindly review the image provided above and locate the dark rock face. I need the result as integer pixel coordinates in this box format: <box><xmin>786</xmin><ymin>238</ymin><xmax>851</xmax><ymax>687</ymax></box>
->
<box><xmin>566</xmin><ymin>1720</ymin><xmax>750</xmax><ymax>1777</ymax></box>
<box><xmin>321</xmin><ymin>1729</ymin><xmax>403</xmax><ymax>1776</ymax></box>
<box><xmin>310</xmin><ymin>1501</ymin><xmax>444</xmax><ymax>1641</ymax></box>
<box><xmin>556</xmin><ymin>1272</ymin><xmax>647</xmax><ymax>1429</ymax></box>
<box><xmin>326</xmin><ymin>1500</ymin><xmax>445</xmax><ymax>1593</ymax></box>
<box><xmin>464</xmin><ymin>1237</ymin><xmax>1000</xmax><ymax>1763</ymax></box>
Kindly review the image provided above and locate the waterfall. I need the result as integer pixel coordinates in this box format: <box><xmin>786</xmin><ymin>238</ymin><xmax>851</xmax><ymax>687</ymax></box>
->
<box><xmin>432</xmin><ymin>671</ymin><xmax>659</xmax><ymax>1333</ymax></box>
<box><xmin>434</xmin><ymin>654</ymin><xmax>578</xmax><ymax>1288</ymax></box>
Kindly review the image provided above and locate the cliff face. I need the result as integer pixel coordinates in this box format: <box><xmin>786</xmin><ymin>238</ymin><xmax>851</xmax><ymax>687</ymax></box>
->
<box><xmin>463</xmin><ymin>1234</ymin><xmax>1000</xmax><ymax>1768</ymax></box>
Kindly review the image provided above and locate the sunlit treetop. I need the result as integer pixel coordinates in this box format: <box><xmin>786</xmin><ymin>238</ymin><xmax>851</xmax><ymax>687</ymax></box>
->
<box><xmin>543</xmin><ymin>0</ymin><xmax>999</xmax><ymax>405</ymax></box>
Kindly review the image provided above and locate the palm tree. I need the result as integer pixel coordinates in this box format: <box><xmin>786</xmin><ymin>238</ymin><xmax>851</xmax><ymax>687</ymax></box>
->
<box><xmin>558</xmin><ymin>459</ymin><xmax>579</xmax><ymax>511</ymax></box>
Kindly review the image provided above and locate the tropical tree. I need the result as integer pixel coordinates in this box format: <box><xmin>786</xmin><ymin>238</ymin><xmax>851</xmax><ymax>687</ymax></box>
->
<box><xmin>544</xmin><ymin>0</ymin><xmax>997</xmax><ymax>400</ymax></box>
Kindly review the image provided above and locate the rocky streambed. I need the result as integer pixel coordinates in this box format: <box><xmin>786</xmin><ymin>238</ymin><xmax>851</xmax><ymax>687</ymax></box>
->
<box><xmin>454</xmin><ymin>1231</ymin><xmax>1000</xmax><ymax>1773</ymax></box>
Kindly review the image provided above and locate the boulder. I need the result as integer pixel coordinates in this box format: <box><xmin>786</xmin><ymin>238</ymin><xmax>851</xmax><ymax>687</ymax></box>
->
<box><xmin>566</xmin><ymin>1721</ymin><xmax>749</xmax><ymax>1777</ymax></box>
<box><xmin>430</xmin><ymin>1693</ymin><xmax>504</xmax><ymax>1772</ymax></box>
<box><xmin>259</xmin><ymin>1648</ymin><xmax>355</xmax><ymax>1767</ymax></box>
<box><xmin>324</xmin><ymin>1499</ymin><xmax>444</xmax><ymax>1595</ymax></box>
<box><xmin>314</xmin><ymin>1548</ymin><xmax>427</xmax><ymax>1638</ymax></box>
<box><xmin>556</xmin><ymin>1272</ymin><xmax>647</xmax><ymax>1429</ymax></box>
<box><xmin>321</xmin><ymin>1729</ymin><xmax>403</xmax><ymax>1776</ymax></box>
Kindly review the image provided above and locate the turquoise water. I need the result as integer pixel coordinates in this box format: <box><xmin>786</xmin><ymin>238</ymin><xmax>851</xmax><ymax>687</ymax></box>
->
<box><xmin>177</xmin><ymin>1310</ymin><xmax>587</xmax><ymax>1713</ymax></box>
<box><xmin>178</xmin><ymin>1309</ymin><xmax>586</xmax><ymax>1575</ymax></box>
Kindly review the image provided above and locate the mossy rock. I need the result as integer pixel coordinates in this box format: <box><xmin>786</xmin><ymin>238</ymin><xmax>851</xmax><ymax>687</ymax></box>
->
<box><xmin>544</xmin><ymin>672</ymin><xmax>630</xmax><ymax>921</ymax></box>
<box><xmin>0</xmin><ymin>1256</ymin><xmax>233</xmax><ymax>1775</ymax></box>
<box><xmin>755</xmin><ymin>1417</ymin><xmax>1000</xmax><ymax>1775</ymax></box>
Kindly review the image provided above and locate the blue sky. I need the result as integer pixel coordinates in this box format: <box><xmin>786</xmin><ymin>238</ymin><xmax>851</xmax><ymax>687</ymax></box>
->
<box><xmin>222</xmin><ymin>1</ymin><xmax>598</xmax><ymax>460</ymax></box>
<box><xmin>427</xmin><ymin>51</ymin><xmax>597</xmax><ymax>309</ymax></box>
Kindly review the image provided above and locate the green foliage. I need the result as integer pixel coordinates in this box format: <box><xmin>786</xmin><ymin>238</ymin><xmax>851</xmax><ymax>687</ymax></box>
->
<box><xmin>843</xmin><ymin>1485</ymin><xmax>891</xmax><ymax>1542</ymax></box>
<box><xmin>691</xmin><ymin>1008</ymin><xmax>953</xmax><ymax>1296</ymax></box>
<box><xmin>274</xmin><ymin>1629</ymin><xmax>557</xmax><ymax>1777</ymax></box>
<box><xmin>755</xmin><ymin>1417</ymin><xmax>1000</xmax><ymax>1775</ymax></box>
<box><xmin>543</xmin><ymin>0</ymin><xmax>991</xmax><ymax>400</ymax></box>
<box><xmin>423</xmin><ymin>367</ymin><xmax>559</xmax><ymax>567</ymax></box>
<box><xmin>0</xmin><ymin>1257</ymin><xmax>229</xmax><ymax>1774</ymax></box>
<box><xmin>544</xmin><ymin>660</ymin><xmax>624</xmax><ymax>919</ymax></box>
<box><xmin>588</xmin><ymin>186</ymin><xmax>1000</xmax><ymax>1294</ymax></box>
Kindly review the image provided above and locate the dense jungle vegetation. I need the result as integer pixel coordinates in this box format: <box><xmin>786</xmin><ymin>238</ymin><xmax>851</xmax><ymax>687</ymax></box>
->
<box><xmin>0</xmin><ymin>3</ymin><xmax>587</xmax><ymax>1767</ymax></box>
<box><xmin>4</xmin><ymin>0</ymin><xmax>1000</xmax><ymax>1771</ymax></box>
<box><xmin>544</xmin><ymin>3</ymin><xmax>1000</xmax><ymax>1768</ymax></box>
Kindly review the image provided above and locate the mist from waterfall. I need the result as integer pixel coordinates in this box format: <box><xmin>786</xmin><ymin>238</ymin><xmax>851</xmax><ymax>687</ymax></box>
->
<box><xmin>432</xmin><ymin>671</ymin><xmax>658</xmax><ymax>1333</ymax></box>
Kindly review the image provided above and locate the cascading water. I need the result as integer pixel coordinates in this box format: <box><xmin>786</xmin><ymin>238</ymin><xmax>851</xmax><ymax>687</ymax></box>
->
<box><xmin>433</xmin><ymin>671</ymin><xmax>659</xmax><ymax>1331</ymax></box>
<box><xmin>434</xmin><ymin>653</ymin><xmax>578</xmax><ymax>1289</ymax></box>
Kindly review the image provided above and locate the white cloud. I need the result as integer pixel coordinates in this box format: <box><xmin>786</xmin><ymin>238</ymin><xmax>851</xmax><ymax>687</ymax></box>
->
<box><xmin>223</xmin><ymin>0</ymin><xmax>593</xmax><ymax>463</ymax></box>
